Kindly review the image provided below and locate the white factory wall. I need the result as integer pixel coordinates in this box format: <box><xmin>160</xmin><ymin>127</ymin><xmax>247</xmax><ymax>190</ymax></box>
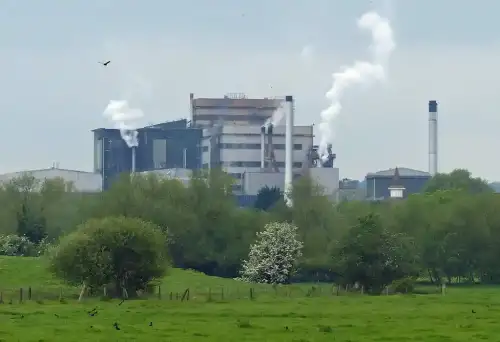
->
<box><xmin>0</xmin><ymin>168</ymin><xmax>102</xmax><ymax>192</ymax></box>
<box><xmin>201</xmin><ymin>124</ymin><xmax>313</xmax><ymax>190</ymax></box>
<box><xmin>243</xmin><ymin>172</ymin><xmax>285</xmax><ymax>195</ymax></box>
<box><xmin>243</xmin><ymin>168</ymin><xmax>340</xmax><ymax>198</ymax></box>
<box><xmin>309</xmin><ymin>168</ymin><xmax>340</xmax><ymax>200</ymax></box>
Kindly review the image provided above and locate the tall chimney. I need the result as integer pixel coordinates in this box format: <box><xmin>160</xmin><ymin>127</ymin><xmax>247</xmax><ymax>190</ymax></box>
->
<box><xmin>428</xmin><ymin>100</ymin><xmax>438</xmax><ymax>176</ymax></box>
<box><xmin>260</xmin><ymin>125</ymin><xmax>266</xmax><ymax>169</ymax></box>
<box><xmin>131</xmin><ymin>146</ymin><xmax>137</xmax><ymax>173</ymax></box>
<box><xmin>284</xmin><ymin>96</ymin><xmax>294</xmax><ymax>207</ymax></box>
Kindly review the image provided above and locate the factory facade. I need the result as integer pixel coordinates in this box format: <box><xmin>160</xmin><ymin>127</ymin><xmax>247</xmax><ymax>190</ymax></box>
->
<box><xmin>365</xmin><ymin>167</ymin><xmax>431</xmax><ymax>200</ymax></box>
<box><xmin>93</xmin><ymin>92</ymin><xmax>340</xmax><ymax>199</ymax></box>
<box><xmin>93</xmin><ymin>119</ymin><xmax>202</xmax><ymax>190</ymax></box>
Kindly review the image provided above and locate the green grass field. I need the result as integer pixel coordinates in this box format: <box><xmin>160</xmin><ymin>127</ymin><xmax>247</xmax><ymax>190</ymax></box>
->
<box><xmin>0</xmin><ymin>257</ymin><xmax>498</xmax><ymax>341</ymax></box>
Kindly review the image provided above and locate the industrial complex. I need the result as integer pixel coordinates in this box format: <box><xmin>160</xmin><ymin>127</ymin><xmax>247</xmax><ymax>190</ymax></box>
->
<box><xmin>0</xmin><ymin>93</ymin><xmax>443</xmax><ymax>204</ymax></box>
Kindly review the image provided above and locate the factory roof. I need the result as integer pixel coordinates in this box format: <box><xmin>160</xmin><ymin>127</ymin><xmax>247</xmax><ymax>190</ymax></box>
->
<box><xmin>192</xmin><ymin>97</ymin><xmax>282</xmax><ymax>109</ymax></box>
<box><xmin>366</xmin><ymin>167</ymin><xmax>430</xmax><ymax>178</ymax></box>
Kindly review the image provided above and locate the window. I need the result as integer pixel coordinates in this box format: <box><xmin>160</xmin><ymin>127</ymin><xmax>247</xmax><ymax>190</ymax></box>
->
<box><xmin>219</xmin><ymin>143</ymin><xmax>302</xmax><ymax>150</ymax></box>
<box><xmin>152</xmin><ymin>139</ymin><xmax>167</xmax><ymax>169</ymax></box>
<box><xmin>222</xmin><ymin>161</ymin><xmax>262</xmax><ymax>168</ymax></box>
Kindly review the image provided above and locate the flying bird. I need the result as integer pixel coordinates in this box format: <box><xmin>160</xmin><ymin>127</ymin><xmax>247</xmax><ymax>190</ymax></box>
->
<box><xmin>99</xmin><ymin>60</ymin><xmax>111</xmax><ymax>66</ymax></box>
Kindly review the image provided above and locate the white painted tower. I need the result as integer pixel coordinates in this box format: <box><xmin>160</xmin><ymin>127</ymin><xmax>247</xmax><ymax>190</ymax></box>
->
<box><xmin>428</xmin><ymin>100</ymin><xmax>438</xmax><ymax>176</ymax></box>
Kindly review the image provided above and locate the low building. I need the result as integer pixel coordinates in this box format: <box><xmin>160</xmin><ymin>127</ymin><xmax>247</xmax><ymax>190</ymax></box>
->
<box><xmin>365</xmin><ymin>167</ymin><xmax>431</xmax><ymax>200</ymax></box>
<box><xmin>0</xmin><ymin>167</ymin><xmax>102</xmax><ymax>192</ymax></box>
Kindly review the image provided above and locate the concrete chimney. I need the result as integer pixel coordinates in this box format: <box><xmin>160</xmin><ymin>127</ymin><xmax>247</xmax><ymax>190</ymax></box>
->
<box><xmin>284</xmin><ymin>95</ymin><xmax>294</xmax><ymax>207</ymax></box>
<box><xmin>260</xmin><ymin>125</ymin><xmax>266</xmax><ymax>168</ymax></box>
<box><xmin>131</xmin><ymin>146</ymin><xmax>137</xmax><ymax>173</ymax></box>
<box><xmin>428</xmin><ymin>100</ymin><xmax>438</xmax><ymax>176</ymax></box>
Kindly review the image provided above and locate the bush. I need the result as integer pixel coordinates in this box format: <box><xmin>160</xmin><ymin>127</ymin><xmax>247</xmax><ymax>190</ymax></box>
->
<box><xmin>0</xmin><ymin>235</ymin><xmax>39</xmax><ymax>256</ymax></box>
<box><xmin>238</xmin><ymin>221</ymin><xmax>303</xmax><ymax>284</ymax></box>
<box><xmin>48</xmin><ymin>216</ymin><xmax>169</xmax><ymax>297</ymax></box>
<box><xmin>390</xmin><ymin>277</ymin><xmax>417</xmax><ymax>294</ymax></box>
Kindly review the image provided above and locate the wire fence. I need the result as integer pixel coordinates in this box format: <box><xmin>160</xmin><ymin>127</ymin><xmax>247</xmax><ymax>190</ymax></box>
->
<box><xmin>0</xmin><ymin>283</ymin><xmax>446</xmax><ymax>304</ymax></box>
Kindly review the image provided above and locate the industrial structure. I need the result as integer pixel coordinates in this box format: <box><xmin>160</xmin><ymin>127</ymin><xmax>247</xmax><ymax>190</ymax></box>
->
<box><xmin>91</xmin><ymin>93</ymin><xmax>340</xmax><ymax>202</ymax></box>
<box><xmin>0</xmin><ymin>166</ymin><xmax>102</xmax><ymax>192</ymax></box>
<box><xmin>428</xmin><ymin>100</ymin><xmax>438</xmax><ymax>176</ymax></box>
<box><xmin>365</xmin><ymin>167</ymin><xmax>430</xmax><ymax>200</ymax></box>
<box><xmin>93</xmin><ymin>119</ymin><xmax>202</xmax><ymax>190</ymax></box>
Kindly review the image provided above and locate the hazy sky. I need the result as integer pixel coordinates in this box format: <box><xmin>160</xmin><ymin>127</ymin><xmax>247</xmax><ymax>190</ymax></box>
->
<box><xmin>0</xmin><ymin>0</ymin><xmax>499</xmax><ymax>180</ymax></box>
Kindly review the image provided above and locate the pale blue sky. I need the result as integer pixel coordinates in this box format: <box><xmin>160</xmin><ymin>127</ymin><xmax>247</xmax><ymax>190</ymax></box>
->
<box><xmin>0</xmin><ymin>0</ymin><xmax>499</xmax><ymax>180</ymax></box>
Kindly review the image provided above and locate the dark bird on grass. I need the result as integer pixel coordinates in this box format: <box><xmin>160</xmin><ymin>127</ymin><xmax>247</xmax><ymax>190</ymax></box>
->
<box><xmin>285</xmin><ymin>326</ymin><xmax>289</xmax><ymax>331</ymax></box>
<box><xmin>113</xmin><ymin>322</ymin><xmax>121</xmax><ymax>331</ymax></box>
<box><xmin>118</xmin><ymin>299</ymin><xmax>125</xmax><ymax>306</ymax></box>
<box><xmin>149</xmin><ymin>322</ymin><xmax>153</xmax><ymax>327</ymax></box>
<box><xmin>54</xmin><ymin>314</ymin><xmax>59</xmax><ymax>318</ymax></box>
<box><xmin>99</xmin><ymin>60</ymin><xmax>111</xmax><ymax>66</ymax></box>
<box><xmin>472</xmin><ymin>309</ymin><xmax>476</xmax><ymax>314</ymax></box>
<box><xmin>88</xmin><ymin>308</ymin><xmax>98</xmax><ymax>317</ymax></box>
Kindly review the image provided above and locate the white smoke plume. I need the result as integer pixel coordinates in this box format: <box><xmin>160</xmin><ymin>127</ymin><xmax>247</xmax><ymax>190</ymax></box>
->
<box><xmin>318</xmin><ymin>11</ymin><xmax>395</xmax><ymax>156</ymax></box>
<box><xmin>264</xmin><ymin>101</ymin><xmax>286</xmax><ymax>127</ymax></box>
<box><xmin>103</xmin><ymin>100</ymin><xmax>144</xmax><ymax>147</ymax></box>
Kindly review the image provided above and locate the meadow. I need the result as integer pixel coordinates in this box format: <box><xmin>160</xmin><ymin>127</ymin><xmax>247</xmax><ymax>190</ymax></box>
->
<box><xmin>0</xmin><ymin>257</ymin><xmax>498</xmax><ymax>341</ymax></box>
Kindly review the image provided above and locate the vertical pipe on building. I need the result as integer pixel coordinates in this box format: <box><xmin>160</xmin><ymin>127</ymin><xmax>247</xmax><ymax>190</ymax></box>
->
<box><xmin>284</xmin><ymin>95</ymin><xmax>294</xmax><ymax>207</ymax></box>
<box><xmin>260</xmin><ymin>126</ymin><xmax>266</xmax><ymax>169</ymax></box>
<box><xmin>428</xmin><ymin>100</ymin><xmax>438</xmax><ymax>176</ymax></box>
<box><xmin>131</xmin><ymin>146</ymin><xmax>136</xmax><ymax>173</ymax></box>
<box><xmin>183</xmin><ymin>148</ymin><xmax>187</xmax><ymax>168</ymax></box>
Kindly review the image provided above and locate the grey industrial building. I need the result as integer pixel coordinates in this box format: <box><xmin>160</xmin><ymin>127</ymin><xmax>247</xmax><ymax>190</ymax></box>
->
<box><xmin>365</xmin><ymin>167</ymin><xmax>431</xmax><ymax>200</ymax></box>
<box><xmin>93</xmin><ymin>119</ymin><xmax>202</xmax><ymax>190</ymax></box>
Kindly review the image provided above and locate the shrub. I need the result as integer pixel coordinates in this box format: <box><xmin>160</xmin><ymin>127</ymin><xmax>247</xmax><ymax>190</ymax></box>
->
<box><xmin>0</xmin><ymin>235</ymin><xmax>38</xmax><ymax>256</ymax></box>
<box><xmin>238</xmin><ymin>221</ymin><xmax>303</xmax><ymax>284</ymax></box>
<box><xmin>48</xmin><ymin>216</ymin><xmax>169</xmax><ymax>297</ymax></box>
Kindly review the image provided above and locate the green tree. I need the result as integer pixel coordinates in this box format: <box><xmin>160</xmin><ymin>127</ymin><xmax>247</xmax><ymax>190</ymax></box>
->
<box><xmin>254</xmin><ymin>186</ymin><xmax>282</xmax><ymax>211</ymax></box>
<box><xmin>49</xmin><ymin>216</ymin><xmax>168</xmax><ymax>298</ymax></box>
<box><xmin>334</xmin><ymin>213</ymin><xmax>419</xmax><ymax>293</ymax></box>
<box><xmin>424</xmin><ymin>169</ymin><xmax>492</xmax><ymax>194</ymax></box>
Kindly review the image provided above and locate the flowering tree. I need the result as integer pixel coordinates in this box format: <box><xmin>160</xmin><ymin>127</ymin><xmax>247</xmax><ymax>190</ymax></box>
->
<box><xmin>238</xmin><ymin>222</ymin><xmax>303</xmax><ymax>284</ymax></box>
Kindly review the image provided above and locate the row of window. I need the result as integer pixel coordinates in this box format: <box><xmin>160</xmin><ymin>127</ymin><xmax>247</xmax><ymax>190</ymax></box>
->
<box><xmin>202</xmin><ymin>162</ymin><xmax>303</xmax><ymax>169</ymax></box>
<box><xmin>202</xmin><ymin>143</ymin><xmax>302</xmax><ymax>152</ymax></box>
<box><xmin>222</xmin><ymin>161</ymin><xmax>302</xmax><ymax>168</ymax></box>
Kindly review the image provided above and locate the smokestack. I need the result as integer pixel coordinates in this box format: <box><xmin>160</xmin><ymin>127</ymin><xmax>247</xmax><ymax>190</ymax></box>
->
<box><xmin>131</xmin><ymin>146</ymin><xmax>136</xmax><ymax>173</ymax></box>
<box><xmin>260</xmin><ymin>126</ymin><xmax>266</xmax><ymax>168</ymax></box>
<box><xmin>267</xmin><ymin>124</ymin><xmax>274</xmax><ymax>163</ymax></box>
<box><xmin>428</xmin><ymin>100</ymin><xmax>438</xmax><ymax>176</ymax></box>
<box><xmin>284</xmin><ymin>95</ymin><xmax>294</xmax><ymax>207</ymax></box>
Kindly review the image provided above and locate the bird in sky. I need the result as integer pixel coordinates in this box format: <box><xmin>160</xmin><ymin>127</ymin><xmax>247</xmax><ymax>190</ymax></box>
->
<box><xmin>99</xmin><ymin>60</ymin><xmax>111</xmax><ymax>66</ymax></box>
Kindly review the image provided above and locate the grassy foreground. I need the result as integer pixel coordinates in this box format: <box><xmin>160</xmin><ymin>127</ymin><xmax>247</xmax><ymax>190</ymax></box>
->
<box><xmin>0</xmin><ymin>257</ymin><xmax>498</xmax><ymax>341</ymax></box>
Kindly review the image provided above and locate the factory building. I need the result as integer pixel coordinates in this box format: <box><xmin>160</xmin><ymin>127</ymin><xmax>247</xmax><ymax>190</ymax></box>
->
<box><xmin>365</xmin><ymin>167</ymin><xmax>431</xmax><ymax>200</ymax></box>
<box><xmin>0</xmin><ymin>167</ymin><xmax>102</xmax><ymax>192</ymax></box>
<box><xmin>190</xmin><ymin>93</ymin><xmax>283</xmax><ymax>127</ymax></box>
<box><xmin>92</xmin><ymin>93</ymin><xmax>340</xmax><ymax>200</ymax></box>
<box><xmin>202</xmin><ymin>124</ymin><xmax>315</xmax><ymax>193</ymax></box>
<box><xmin>93</xmin><ymin>119</ymin><xmax>202</xmax><ymax>190</ymax></box>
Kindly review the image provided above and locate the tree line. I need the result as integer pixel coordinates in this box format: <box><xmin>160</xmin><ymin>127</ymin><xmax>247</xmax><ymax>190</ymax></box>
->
<box><xmin>0</xmin><ymin>168</ymin><xmax>497</xmax><ymax>286</ymax></box>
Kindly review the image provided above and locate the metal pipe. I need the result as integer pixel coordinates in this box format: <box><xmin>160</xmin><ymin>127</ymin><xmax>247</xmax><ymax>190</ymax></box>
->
<box><xmin>260</xmin><ymin>126</ymin><xmax>266</xmax><ymax>168</ymax></box>
<box><xmin>428</xmin><ymin>100</ymin><xmax>438</xmax><ymax>176</ymax></box>
<box><xmin>131</xmin><ymin>146</ymin><xmax>136</xmax><ymax>173</ymax></box>
<box><xmin>183</xmin><ymin>148</ymin><xmax>187</xmax><ymax>168</ymax></box>
<box><xmin>284</xmin><ymin>95</ymin><xmax>294</xmax><ymax>207</ymax></box>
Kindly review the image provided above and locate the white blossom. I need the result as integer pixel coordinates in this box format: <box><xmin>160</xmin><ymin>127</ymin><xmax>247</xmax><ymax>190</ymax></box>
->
<box><xmin>237</xmin><ymin>222</ymin><xmax>303</xmax><ymax>284</ymax></box>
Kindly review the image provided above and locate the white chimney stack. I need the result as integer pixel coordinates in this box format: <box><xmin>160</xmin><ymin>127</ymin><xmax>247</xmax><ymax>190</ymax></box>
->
<box><xmin>428</xmin><ymin>100</ymin><xmax>438</xmax><ymax>176</ymax></box>
<box><xmin>284</xmin><ymin>95</ymin><xmax>294</xmax><ymax>207</ymax></box>
<box><xmin>260</xmin><ymin>125</ymin><xmax>266</xmax><ymax>169</ymax></box>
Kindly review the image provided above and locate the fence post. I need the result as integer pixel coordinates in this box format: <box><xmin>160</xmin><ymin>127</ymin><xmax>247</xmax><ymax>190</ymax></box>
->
<box><xmin>158</xmin><ymin>285</ymin><xmax>162</xmax><ymax>300</ymax></box>
<box><xmin>0</xmin><ymin>291</ymin><xmax>3</xmax><ymax>304</ymax></box>
<box><xmin>221</xmin><ymin>287</ymin><xmax>224</xmax><ymax>301</ymax></box>
<box><xmin>250</xmin><ymin>288</ymin><xmax>254</xmax><ymax>301</ymax></box>
<box><xmin>19</xmin><ymin>288</ymin><xmax>23</xmax><ymax>303</ymax></box>
<box><xmin>28</xmin><ymin>287</ymin><xmax>32</xmax><ymax>300</ymax></box>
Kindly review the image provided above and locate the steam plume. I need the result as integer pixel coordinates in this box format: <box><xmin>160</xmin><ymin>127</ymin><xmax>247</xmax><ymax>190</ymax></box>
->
<box><xmin>103</xmin><ymin>100</ymin><xmax>144</xmax><ymax>147</ymax></box>
<box><xmin>318</xmin><ymin>11</ymin><xmax>395</xmax><ymax>156</ymax></box>
<box><xmin>264</xmin><ymin>101</ymin><xmax>286</xmax><ymax>127</ymax></box>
